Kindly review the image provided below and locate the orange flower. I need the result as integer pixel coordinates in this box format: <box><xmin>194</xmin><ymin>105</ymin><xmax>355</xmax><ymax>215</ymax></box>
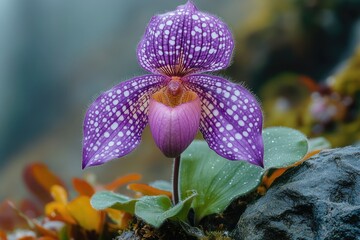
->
<box><xmin>2</xmin><ymin>162</ymin><xmax>173</xmax><ymax>239</ymax></box>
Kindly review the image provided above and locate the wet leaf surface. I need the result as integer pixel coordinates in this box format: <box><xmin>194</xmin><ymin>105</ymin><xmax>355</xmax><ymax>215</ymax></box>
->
<box><xmin>180</xmin><ymin>127</ymin><xmax>308</xmax><ymax>222</ymax></box>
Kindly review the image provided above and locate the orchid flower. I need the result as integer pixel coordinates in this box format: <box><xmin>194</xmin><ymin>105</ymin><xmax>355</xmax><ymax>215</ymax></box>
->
<box><xmin>82</xmin><ymin>1</ymin><xmax>264</xmax><ymax>169</ymax></box>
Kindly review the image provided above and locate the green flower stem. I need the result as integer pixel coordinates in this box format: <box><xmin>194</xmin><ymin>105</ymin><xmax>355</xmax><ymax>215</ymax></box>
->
<box><xmin>172</xmin><ymin>155</ymin><xmax>181</xmax><ymax>205</ymax></box>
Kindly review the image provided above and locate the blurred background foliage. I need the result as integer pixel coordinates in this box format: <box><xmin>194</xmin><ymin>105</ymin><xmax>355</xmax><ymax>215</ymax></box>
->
<box><xmin>1</xmin><ymin>0</ymin><xmax>359</xmax><ymax>200</ymax></box>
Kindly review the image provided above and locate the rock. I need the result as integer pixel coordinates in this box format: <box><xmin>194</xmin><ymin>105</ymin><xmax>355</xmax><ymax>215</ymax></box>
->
<box><xmin>233</xmin><ymin>145</ymin><xmax>360</xmax><ymax>240</ymax></box>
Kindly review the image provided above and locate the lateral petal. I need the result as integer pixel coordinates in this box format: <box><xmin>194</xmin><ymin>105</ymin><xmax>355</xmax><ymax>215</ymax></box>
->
<box><xmin>184</xmin><ymin>74</ymin><xmax>264</xmax><ymax>166</ymax></box>
<box><xmin>82</xmin><ymin>75</ymin><xmax>168</xmax><ymax>168</ymax></box>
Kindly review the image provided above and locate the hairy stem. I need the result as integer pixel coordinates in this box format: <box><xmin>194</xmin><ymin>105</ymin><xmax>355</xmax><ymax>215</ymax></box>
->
<box><xmin>172</xmin><ymin>155</ymin><xmax>181</xmax><ymax>205</ymax></box>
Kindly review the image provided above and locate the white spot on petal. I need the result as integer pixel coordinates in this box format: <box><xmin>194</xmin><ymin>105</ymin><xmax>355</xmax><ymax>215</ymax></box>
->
<box><xmin>111</xmin><ymin>122</ymin><xmax>118</xmax><ymax>130</ymax></box>
<box><xmin>226</xmin><ymin>124</ymin><xmax>233</xmax><ymax>131</ymax></box>
<box><xmin>226</xmin><ymin>109</ymin><xmax>233</xmax><ymax>115</ymax></box>
<box><xmin>235</xmin><ymin>133</ymin><xmax>242</xmax><ymax>140</ymax></box>
<box><xmin>211</xmin><ymin>32</ymin><xmax>218</xmax><ymax>39</ymax></box>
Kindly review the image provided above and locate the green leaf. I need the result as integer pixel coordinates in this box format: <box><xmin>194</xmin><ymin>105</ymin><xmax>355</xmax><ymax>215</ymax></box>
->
<box><xmin>90</xmin><ymin>191</ymin><xmax>137</xmax><ymax>214</ymax></box>
<box><xmin>180</xmin><ymin>129</ymin><xmax>309</xmax><ymax>223</ymax></box>
<box><xmin>135</xmin><ymin>192</ymin><xmax>197</xmax><ymax>228</ymax></box>
<box><xmin>149</xmin><ymin>180</ymin><xmax>172</xmax><ymax>192</ymax></box>
<box><xmin>179</xmin><ymin>140</ymin><xmax>263</xmax><ymax>223</ymax></box>
<box><xmin>135</xmin><ymin>196</ymin><xmax>171</xmax><ymax>228</ymax></box>
<box><xmin>91</xmin><ymin>191</ymin><xmax>196</xmax><ymax>228</ymax></box>
<box><xmin>308</xmin><ymin>137</ymin><xmax>331</xmax><ymax>152</ymax></box>
<box><xmin>263</xmin><ymin>127</ymin><xmax>309</xmax><ymax>169</ymax></box>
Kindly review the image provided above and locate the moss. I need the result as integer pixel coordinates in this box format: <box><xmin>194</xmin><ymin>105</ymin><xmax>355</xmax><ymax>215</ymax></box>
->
<box><xmin>116</xmin><ymin>218</ymin><xmax>196</xmax><ymax>240</ymax></box>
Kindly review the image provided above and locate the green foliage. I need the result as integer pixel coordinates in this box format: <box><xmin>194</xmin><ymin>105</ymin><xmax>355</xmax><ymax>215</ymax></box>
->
<box><xmin>90</xmin><ymin>191</ymin><xmax>137</xmax><ymax>214</ymax></box>
<box><xmin>263</xmin><ymin>127</ymin><xmax>308</xmax><ymax>169</ymax></box>
<box><xmin>91</xmin><ymin>191</ymin><xmax>196</xmax><ymax>228</ymax></box>
<box><xmin>135</xmin><ymin>192</ymin><xmax>196</xmax><ymax>228</ymax></box>
<box><xmin>308</xmin><ymin>137</ymin><xmax>331</xmax><ymax>152</ymax></box>
<box><xmin>180</xmin><ymin>127</ymin><xmax>309</xmax><ymax>223</ymax></box>
<box><xmin>91</xmin><ymin>127</ymin><xmax>309</xmax><ymax>227</ymax></box>
<box><xmin>149</xmin><ymin>180</ymin><xmax>172</xmax><ymax>192</ymax></box>
<box><xmin>180</xmin><ymin>140</ymin><xmax>263</xmax><ymax>223</ymax></box>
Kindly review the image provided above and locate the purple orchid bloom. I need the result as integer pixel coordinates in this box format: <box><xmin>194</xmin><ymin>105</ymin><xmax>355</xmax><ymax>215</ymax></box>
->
<box><xmin>82</xmin><ymin>1</ymin><xmax>264</xmax><ymax>169</ymax></box>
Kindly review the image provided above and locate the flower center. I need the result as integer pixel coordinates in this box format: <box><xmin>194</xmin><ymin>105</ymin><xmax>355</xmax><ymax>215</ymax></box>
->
<box><xmin>152</xmin><ymin>77</ymin><xmax>198</xmax><ymax>107</ymax></box>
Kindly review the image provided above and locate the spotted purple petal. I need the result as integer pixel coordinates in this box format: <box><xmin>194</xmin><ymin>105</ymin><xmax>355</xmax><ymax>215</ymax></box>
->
<box><xmin>137</xmin><ymin>1</ymin><xmax>234</xmax><ymax>76</ymax></box>
<box><xmin>82</xmin><ymin>75</ymin><xmax>168</xmax><ymax>168</ymax></box>
<box><xmin>184</xmin><ymin>74</ymin><xmax>264</xmax><ymax>166</ymax></box>
<box><xmin>148</xmin><ymin>95</ymin><xmax>201</xmax><ymax>158</ymax></box>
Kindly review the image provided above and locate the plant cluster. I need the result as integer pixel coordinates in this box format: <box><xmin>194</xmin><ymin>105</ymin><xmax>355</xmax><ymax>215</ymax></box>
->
<box><xmin>1</xmin><ymin>1</ymin><xmax>331</xmax><ymax>239</ymax></box>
